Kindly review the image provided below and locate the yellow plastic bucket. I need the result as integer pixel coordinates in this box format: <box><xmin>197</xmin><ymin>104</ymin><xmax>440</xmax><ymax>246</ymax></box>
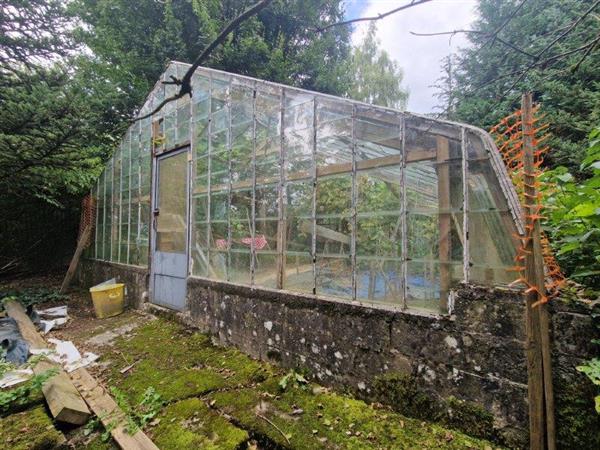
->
<box><xmin>89</xmin><ymin>283</ymin><xmax>125</xmax><ymax>319</ymax></box>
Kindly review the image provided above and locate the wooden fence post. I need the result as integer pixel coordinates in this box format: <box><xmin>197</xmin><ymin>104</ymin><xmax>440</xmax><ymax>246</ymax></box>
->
<box><xmin>521</xmin><ymin>92</ymin><xmax>556</xmax><ymax>450</ymax></box>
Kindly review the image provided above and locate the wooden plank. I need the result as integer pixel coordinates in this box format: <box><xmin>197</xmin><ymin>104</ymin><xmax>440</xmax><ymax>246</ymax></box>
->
<box><xmin>300</xmin><ymin>221</ymin><xmax>350</xmax><ymax>245</ymax></box>
<box><xmin>60</xmin><ymin>224</ymin><xmax>92</xmax><ymax>294</ymax></box>
<box><xmin>4</xmin><ymin>300</ymin><xmax>91</xmax><ymax>425</ymax></box>
<box><xmin>436</xmin><ymin>136</ymin><xmax>451</xmax><ymax>314</ymax></box>
<box><xmin>521</xmin><ymin>93</ymin><xmax>555</xmax><ymax>450</ymax></box>
<box><xmin>70</xmin><ymin>368</ymin><xmax>159</xmax><ymax>450</ymax></box>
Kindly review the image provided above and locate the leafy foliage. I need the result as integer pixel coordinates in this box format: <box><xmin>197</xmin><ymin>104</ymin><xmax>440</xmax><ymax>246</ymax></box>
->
<box><xmin>0</xmin><ymin>289</ymin><xmax>68</xmax><ymax>311</ymax></box>
<box><xmin>0</xmin><ymin>368</ymin><xmax>58</xmax><ymax>412</ymax></box>
<box><xmin>541</xmin><ymin>126</ymin><xmax>600</xmax><ymax>291</ymax></box>
<box><xmin>577</xmin><ymin>358</ymin><xmax>600</xmax><ymax>414</ymax></box>
<box><xmin>110</xmin><ymin>386</ymin><xmax>163</xmax><ymax>434</ymax></box>
<box><xmin>279</xmin><ymin>369</ymin><xmax>309</xmax><ymax>391</ymax></box>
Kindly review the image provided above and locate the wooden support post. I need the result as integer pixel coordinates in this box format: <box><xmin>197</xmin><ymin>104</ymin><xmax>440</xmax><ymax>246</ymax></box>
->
<box><xmin>522</xmin><ymin>93</ymin><xmax>556</xmax><ymax>450</ymax></box>
<box><xmin>59</xmin><ymin>224</ymin><xmax>92</xmax><ymax>294</ymax></box>
<box><xmin>4</xmin><ymin>300</ymin><xmax>91</xmax><ymax>425</ymax></box>
<box><xmin>436</xmin><ymin>136</ymin><xmax>451</xmax><ymax>314</ymax></box>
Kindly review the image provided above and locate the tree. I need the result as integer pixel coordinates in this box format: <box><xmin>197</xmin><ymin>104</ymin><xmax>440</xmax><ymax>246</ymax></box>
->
<box><xmin>433</xmin><ymin>54</ymin><xmax>459</xmax><ymax>117</ymax></box>
<box><xmin>72</xmin><ymin>0</ymin><xmax>354</xmax><ymax>120</ymax></box>
<box><xmin>0</xmin><ymin>0</ymin><xmax>74</xmax><ymax>76</ymax></box>
<box><xmin>443</xmin><ymin>0</ymin><xmax>600</xmax><ymax>175</ymax></box>
<box><xmin>347</xmin><ymin>22</ymin><xmax>409</xmax><ymax>109</ymax></box>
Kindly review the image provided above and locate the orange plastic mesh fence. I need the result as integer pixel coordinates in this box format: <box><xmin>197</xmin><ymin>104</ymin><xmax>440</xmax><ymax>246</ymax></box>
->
<box><xmin>490</xmin><ymin>107</ymin><xmax>565</xmax><ymax>305</ymax></box>
<box><xmin>78</xmin><ymin>194</ymin><xmax>96</xmax><ymax>249</ymax></box>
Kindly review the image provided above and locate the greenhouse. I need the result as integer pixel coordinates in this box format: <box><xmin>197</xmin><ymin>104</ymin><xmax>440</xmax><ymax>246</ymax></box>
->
<box><xmin>88</xmin><ymin>61</ymin><xmax>522</xmax><ymax>314</ymax></box>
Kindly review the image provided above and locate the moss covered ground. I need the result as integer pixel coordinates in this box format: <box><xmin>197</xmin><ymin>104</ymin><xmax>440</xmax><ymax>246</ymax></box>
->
<box><xmin>86</xmin><ymin>318</ymin><xmax>500</xmax><ymax>449</ymax></box>
<box><xmin>0</xmin><ymin>404</ymin><xmax>65</xmax><ymax>449</ymax></box>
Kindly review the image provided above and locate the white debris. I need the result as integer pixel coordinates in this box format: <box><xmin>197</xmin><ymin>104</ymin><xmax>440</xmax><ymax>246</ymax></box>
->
<box><xmin>65</xmin><ymin>352</ymin><xmax>99</xmax><ymax>373</ymax></box>
<box><xmin>444</xmin><ymin>336</ymin><xmax>458</xmax><ymax>349</ymax></box>
<box><xmin>0</xmin><ymin>368</ymin><xmax>33</xmax><ymax>388</ymax></box>
<box><xmin>40</xmin><ymin>317</ymin><xmax>68</xmax><ymax>334</ymax></box>
<box><xmin>37</xmin><ymin>306</ymin><xmax>68</xmax><ymax>317</ymax></box>
<box><xmin>263</xmin><ymin>321</ymin><xmax>273</xmax><ymax>331</ymax></box>
<box><xmin>30</xmin><ymin>338</ymin><xmax>99</xmax><ymax>373</ymax></box>
<box><xmin>36</xmin><ymin>305</ymin><xmax>69</xmax><ymax>334</ymax></box>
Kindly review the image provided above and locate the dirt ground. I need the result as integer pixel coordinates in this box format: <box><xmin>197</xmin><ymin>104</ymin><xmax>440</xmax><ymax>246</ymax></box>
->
<box><xmin>0</xmin><ymin>276</ymin><xmax>501</xmax><ymax>449</ymax></box>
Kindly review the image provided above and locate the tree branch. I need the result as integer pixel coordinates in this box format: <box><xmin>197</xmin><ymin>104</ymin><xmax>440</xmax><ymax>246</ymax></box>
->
<box><xmin>409</xmin><ymin>29</ymin><xmax>536</xmax><ymax>58</ymax></box>
<box><xmin>135</xmin><ymin>0</ymin><xmax>274</xmax><ymax>122</ymax></box>
<box><xmin>478</xmin><ymin>0</ymin><xmax>529</xmax><ymax>53</ymax></box>
<box><xmin>316</xmin><ymin>0</ymin><xmax>433</xmax><ymax>32</ymax></box>
<box><xmin>500</xmin><ymin>0</ymin><xmax>600</xmax><ymax>98</ymax></box>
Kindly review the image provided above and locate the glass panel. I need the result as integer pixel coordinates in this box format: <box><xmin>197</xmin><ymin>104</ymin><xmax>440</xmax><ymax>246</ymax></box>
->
<box><xmin>404</xmin><ymin>115</ymin><xmax>463</xmax><ymax>310</ymax></box>
<box><xmin>406</xmin><ymin>261</ymin><xmax>463</xmax><ymax>313</ymax></box>
<box><xmin>316</xmin><ymin>257</ymin><xmax>352</xmax><ymax>299</ymax></box>
<box><xmin>230</xmin><ymin>249</ymin><xmax>252</xmax><ymax>285</ymax></box>
<box><xmin>284</xmin><ymin>90</ymin><xmax>314</xmax><ymax>132</ymax></box>
<box><xmin>284</xmin><ymin>181</ymin><xmax>313</xmax><ymax>292</ymax></box>
<box><xmin>230</xmin><ymin>189</ymin><xmax>252</xmax><ymax>250</ymax></box>
<box><xmin>356</xmin><ymin>258</ymin><xmax>402</xmax><ymax>305</ymax></box>
<box><xmin>468</xmin><ymin>210</ymin><xmax>517</xmax><ymax>285</ymax></box>
<box><xmin>156</xmin><ymin>152</ymin><xmax>187</xmax><ymax>253</ymax></box>
<box><xmin>284</xmin><ymin>253</ymin><xmax>313</xmax><ymax>294</ymax></box>
<box><xmin>254</xmin><ymin>252</ymin><xmax>278</xmax><ymax>289</ymax></box>
<box><xmin>111</xmin><ymin>154</ymin><xmax>120</xmax><ymax>262</ymax></box>
<box><xmin>176</xmin><ymin>102</ymin><xmax>190</xmax><ymax>145</ymax></box>
<box><xmin>255</xmin><ymin>89</ymin><xmax>281</xmax><ymax>140</ymax></box>
<box><xmin>231</xmin><ymin>123</ymin><xmax>253</xmax><ymax>184</ymax></box>
<box><xmin>191</xmin><ymin>222</ymin><xmax>209</xmax><ymax>277</ymax></box>
<box><xmin>256</xmin><ymin>137</ymin><xmax>280</xmax><ymax>182</ymax></box>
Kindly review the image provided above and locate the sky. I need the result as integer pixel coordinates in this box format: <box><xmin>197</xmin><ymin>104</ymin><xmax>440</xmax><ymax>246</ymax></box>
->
<box><xmin>345</xmin><ymin>0</ymin><xmax>479</xmax><ymax>113</ymax></box>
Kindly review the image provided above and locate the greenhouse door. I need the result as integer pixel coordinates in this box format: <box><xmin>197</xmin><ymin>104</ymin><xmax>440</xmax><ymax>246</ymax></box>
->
<box><xmin>151</xmin><ymin>149</ymin><xmax>189</xmax><ymax>310</ymax></box>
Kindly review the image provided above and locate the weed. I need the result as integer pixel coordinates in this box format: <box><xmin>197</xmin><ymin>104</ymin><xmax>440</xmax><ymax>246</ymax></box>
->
<box><xmin>0</xmin><ymin>368</ymin><xmax>58</xmax><ymax>412</ymax></box>
<box><xmin>278</xmin><ymin>370</ymin><xmax>308</xmax><ymax>391</ymax></box>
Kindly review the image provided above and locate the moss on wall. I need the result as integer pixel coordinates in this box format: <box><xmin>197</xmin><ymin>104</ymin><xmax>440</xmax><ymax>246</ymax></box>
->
<box><xmin>372</xmin><ymin>373</ymin><xmax>497</xmax><ymax>444</ymax></box>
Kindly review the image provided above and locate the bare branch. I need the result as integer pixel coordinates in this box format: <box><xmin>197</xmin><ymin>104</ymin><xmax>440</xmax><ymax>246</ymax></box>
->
<box><xmin>316</xmin><ymin>0</ymin><xmax>433</xmax><ymax>32</ymax></box>
<box><xmin>409</xmin><ymin>29</ymin><xmax>536</xmax><ymax>58</ymax></box>
<box><xmin>135</xmin><ymin>0</ymin><xmax>273</xmax><ymax>122</ymax></box>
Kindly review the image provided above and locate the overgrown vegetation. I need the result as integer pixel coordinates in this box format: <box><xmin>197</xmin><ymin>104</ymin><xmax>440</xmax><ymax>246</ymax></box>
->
<box><xmin>110</xmin><ymin>386</ymin><xmax>164</xmax><ymax>434</ymax></box>
<box><xmin>541</xmin><ymin>126</ymin><xmax>600</xmax><ymax>293</ymax></box>
<box><xmin>0</xmin><ymin>357</ymin><xmax>58</xmax><ymax>413</ymax></box>
<box><xmin>0</xmin><ymin>288</ymin><xmax>68</xmax><ymax>311</ymax></box>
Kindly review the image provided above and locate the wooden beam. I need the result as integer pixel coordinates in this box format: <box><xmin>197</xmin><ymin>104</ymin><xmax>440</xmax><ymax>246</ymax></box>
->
<box><xmin>521</xmin><ymin>93</ymin><xmax>555</xmax><ymax>450</ymax></box>
<box><xmin>60</xmin><ymin>224</ymin><xmax>92</xmax><ymax>294</ymax></box>
<box><xmin>70</xmin><ymin>368</ymin><xmax>159</xmax><ymax>450</ymax></box>
<box><xmin>4</xmin><ymin>300</ymin><xmax>91</xmax><ymax>425</ymax></box>
<box><xmin>300</xmin><ymin>221</ymin><xmax>350</xmax><ymax>245</ymax></box>
<box><xmin>436</xmin><ymin>136</ymin><xmax>451</xmax><ymax>314</ymax></box>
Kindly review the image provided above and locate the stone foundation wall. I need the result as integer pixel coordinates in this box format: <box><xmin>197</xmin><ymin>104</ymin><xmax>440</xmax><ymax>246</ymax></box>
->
<box><xmin>76</xmin><ymin>259</ymin><xmax>599</xmax><ymax>448</ymax></box>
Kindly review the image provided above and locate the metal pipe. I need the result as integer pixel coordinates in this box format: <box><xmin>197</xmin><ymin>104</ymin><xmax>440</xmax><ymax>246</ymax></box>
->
<box><xmin>250</xmin><ymin>84</ymin><xmax>257</xmax><ymax>285</ymax></box>
<box><xmin>311</xmin><ymin>98</ymin><xmax>317</xmax><ymax>295</ymax></box>
<box><xmin>351</xmin><ymin>104</ymin><xmax>357</xmax><ymax>301</ymax></box>
<box><xmin>400</xmin><ymin>114</ymin><xmax>408</xmax><ymax>310</ymax></box>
